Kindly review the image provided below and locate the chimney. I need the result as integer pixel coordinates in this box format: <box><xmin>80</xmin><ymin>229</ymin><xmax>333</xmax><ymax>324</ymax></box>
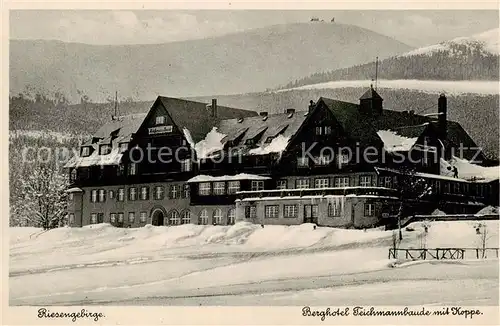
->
<box><xmin>308</xmin><ymin>100</ymin><xmax>316</xmax><ymax>112</ymax></box>
<box><xmin>259</xmin><ymin>111</ymin><xmax>268</xmax><ymax>117</ymax></box>
<box><xmin>211</xmin><ymin>98</ymin><xmax>217</xmax><ymax>117</ymax></box>
<box><xmin>286</xmin><ymin>108</ymin><xmax>295</xmax><ymax>116</ymax></box>
<box><xmin>438</xmin><ymin>93</ymin><xmax>447</xmax><ymax>141</ymax></box>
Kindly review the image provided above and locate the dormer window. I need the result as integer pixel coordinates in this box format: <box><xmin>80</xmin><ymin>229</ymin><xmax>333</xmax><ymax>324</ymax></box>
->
<box><xmin>119</xmin><ymin>142</ymin><xmax>128</xmax><ymax>153</ymax></box>
<box><xmin>81</xmin><ymin>146</ymin><xmax>91</xmax><ymax>157</ymax></box>
<box><xmin>156</xmin><ymin>116</ymin><xmax>166</xmax><ymax>125</ymax></box>
<box><xmin>245</xmin><ymin>139</ymin><xmax>255</xmax><ymax>146</ymax></box>
<box><xmin>99</xmin><ymin>144</ymin><xmax>112</xmax><ymax>155</ymax></box>
<box><xmin>265</xmin><ymin>136</ymin><xmax>274</xmax><ymax>143</ymax></box>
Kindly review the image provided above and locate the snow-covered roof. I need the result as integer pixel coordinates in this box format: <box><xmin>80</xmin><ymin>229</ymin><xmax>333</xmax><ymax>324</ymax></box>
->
<box><xmin>377</xmin><ymin>130</ymin><xmax>418</xmax><ymax>152</ymax></box>
<box><xmin>64</xmin><ymin>146</ymin><xmax>123</xmax><ymax>168</ymax></box>
<box><xmin>66</xmin><ymin>187</ymin><xmax>83</xmax><ymax>193</ymax></box>
<box><xmin>241</xmin><ymin>195</ymin><xmax>398</xmax><ymax>202</ymax></box>
<box><xmin>193</xmin><ymin>127</ymin><xmax>227</xmax><ymax>159</ymax></box>
<box><xmin>441</xmin><ymin>157</ymin><xmax>499</xmax><ymax>183</ymax></box>
<box><xmin>248</xmin><ymin>134</ymin><xmax>290</xmax><ymax>155</ymax></box>
<box><xmin>187</xmin><ymin>173</ymin><xmax>271</xmax><ymax>183</ymax></box>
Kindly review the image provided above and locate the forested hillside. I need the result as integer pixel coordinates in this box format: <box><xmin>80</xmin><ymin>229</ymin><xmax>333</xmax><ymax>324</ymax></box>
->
<box><xmin>280</xmin><ymin>29</ymin><xmax>499</xmax><ymax>90</ymax></box>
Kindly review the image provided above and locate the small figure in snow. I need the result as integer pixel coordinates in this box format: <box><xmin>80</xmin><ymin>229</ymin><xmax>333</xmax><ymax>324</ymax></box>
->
<box><xmin>452</xmin><ymin>166</ymin><xmax>459</xmax><ymax>178</ymax></box>
<box><xmin>313</xmin><ymin>225</ymin><xmax>316</xmax><ymax>230</ymax></box>
<box><xmin>260</xmin><ymin>224</ymin><xmax>264</xmax><ymax>228</ymax></box>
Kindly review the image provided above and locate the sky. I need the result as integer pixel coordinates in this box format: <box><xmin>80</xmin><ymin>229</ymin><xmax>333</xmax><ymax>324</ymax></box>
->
<box><xmin>9</xmin><ymin>10</ymin><xmax>499</xmax><ymax>47</ymax></box>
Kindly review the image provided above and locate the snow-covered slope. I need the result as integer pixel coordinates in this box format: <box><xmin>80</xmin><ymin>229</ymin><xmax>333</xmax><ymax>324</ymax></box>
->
<box><xmin>403</xmin><ymin>28</ymin><xmax>499</xmax><ymax>57</ymax></box>
<box><xmin>10</xmin><ymin>220</ymin><xmax>499</xmax><ymax>306</ymax></box>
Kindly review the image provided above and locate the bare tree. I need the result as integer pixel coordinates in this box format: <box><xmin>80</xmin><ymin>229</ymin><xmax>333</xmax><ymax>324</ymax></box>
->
<box><xmin>475</xmin><ymin>222</ymin><xmax>491</xmax><ymax>258</ymax></box>
<box><xmin>15</xmin><ymin>163</ymin><xmax>68</xmax><ymax>229</ymax></box>
<box><xmin>393</xmin><ymin>166</ymin><xmax>433</xmax><ymax>240</ymax></box>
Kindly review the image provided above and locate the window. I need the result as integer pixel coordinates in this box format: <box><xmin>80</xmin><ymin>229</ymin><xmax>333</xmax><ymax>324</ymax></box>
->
<box><xmin>199</xmin><ymin>183</ymin><xmax>211</xmax><ymax>196</ymax></box>
<box><xmin>91</xmin><ymin>190</ymin><xmax>97</xmax><ymax>203</ymax></box>
<box><xmin>117</xmin><ymin>164</ymin><xmax>125</xmax><ymax>176</ymax></box>
<box><xmin>68</xmin><ymin>193</ymin><xmax>74</xmax><ymax>201</ymax></box>
<box><xmin>277</xmin><ymin>179</ymin><xmax>287</xmax><ymax>190</ymax></box>
<box><xmin>265</xmin><ymin>205</ymin><xmax>279</xmax><ymax>218</ymax></box>
<box><xmin>477</xmin><ymin>185</ymin><xmax>484</xmax><ymax>197</ymax></box>
<box><xmin>304</xmin><ymin>204</ymin><xmax>319</xmax><ymax>218</ymax></box>
<box><xmin>359</xmin><ymin>175</ymin><xmax>372</xmax><ymax>187</ymax></box>
<box><xmin>315</xmin><ymin>126</ymin><xmax>323</xmax><ymax>135</ymax></box>
<box><xmin>97</xmin><ymin>213</ymin><xmax>104</xmax><ymax>223</ymax></box>
<box><xmin>337</xmin><ymin>153</ymin><xmax>350</xmax><ymax>168</ymax></box>
<box><xmin>154</xmin><ymin>186</ymin><xmax>165</xmax><ymax>200</ymax></box>
<box><xmin>284</xmin><ymin>205</ymin><xmax>298</xmax><ymax>218</ymax></box>
<box><xmin>434</xmin><ymin>180</ymin><xmax>441</xmax><ymax>194</ymax></box>
<box><xmin>140</xmin><ymin>212</ymin><xmax>147</xmax><ymax>223</ymax></box>
<box><xmin>227</xmin><ymin>209</ymin><xmax>236</xmax><ymax>225</ymax></box>
<box><xmin>169</xmin><ymin>210</ymin><xmax>180</xmax><ymax>225</ymax></box>
<box><xmin>109</xmin><ymin>190</ymin><xmax>115</xmax><ymax>200</ymax></box>
<box><xmin>129</xmin><ymin>163</ymin><xmax>137</xmax><ymax>176</ymax></box>
<box><xmin>213</xmin><ymin>182</ymin><xmax>226</xmax><ymax>195</ymax></box>
<box><xmin>128</xmin><ymin>212</ymin><xmax>135</xmax><ymax>223</ymax></box>
<box><xmin>81</xmin><ymin>146</ymin><xmax>91</xmax><ymax>157</ymax></box>
<box><xmin>315</xmin><ymin>178</ymin><xmax>329</xmax><ymax>188</ymax></box>
<box><xmin>364</xmin><ymin>203</ymin><xmax>375</xmax><ymax>217</ymax></box>
<box><xmin>140</xmin><ymin>186</ymin><xmax>149</xmax><ymax>200</ymax></box>
<box><xmin>453</xmin><ymin>183</ymin><xmax>461</xmax><ymax>194</ymax></box>
<box><xmin>119</xmin><ymin>142</ymin><xmax>128</xmax><ymax>153</ymax></box>
<box><xmin>170</xmin><ymin>185</ymin><xmax>179</xmax><ymax>199</ymax></box>
<box><xmin>324</xmin><ymin>126</ymin><xmax>332</xmax><ymax>135</ymax></box>
<box><xmin>296</xmin><ymin>178</ymin><xmax>310</xmax><ymax>189</ymax></box>
<box><xmin>251</xmin><ymin>180</ymin><xmax>264</xmax><ymax>191</ymax></box>
<box><xmin>70</xmin><ymin>169</ymin><xmax>77</xmax><ymax>182</ymax></box>
<box><xmin>297</xmin><ymin>156</ymin><xmax>309</xmax><ymax>168</ymax></box>
<box><xmin>68</xmin><ymin>213</ymin><xmax>75</xmax><ymax>224</ymax></box>
<box><xmin>98</xmin><ymin>189</ymin><xmax>106</xmax><ymax>202</ymax></box>
<box><xmin>315</xmin><ymin>155</ymin><xmax>331</xmax><ymax>166</ymax></box>
<box><xmin>129</xmin><ymin>187</ymin><xmax>137</xmax><ymax>201</ymax></box>
<box><xmin>110</xmin><ymin>213</ymin><xmax>116</xmax><ymax>223</ymax></box>
<box><xmin>334</xmin><ymin>177</ymin><xmax>350</xmax><ymax>188</ymax></box>
<box><xmin>199</xmin><ymin>209</ymin><xmax>209</xmax><ymax>225</ymax></box>
<box><xmin>213</xmin><ymin>209</ymin><xmax>224</xmax><ymax>225</ymax></box>
<box><xmin>265</xmin><ymin>136</ymin><xmax>274</xmax><ymax>143</ymax></box>
<box><xmin>156</xmin><ymin>116</ymin><xmax>165</xmax><ymax>125</ymax></box>
<box><xmin>328</xmin><ymin>202</ymin><xmax>340</xmax><ymax>217</ymax></box>
<box><xmin>245</xmin><ymin>206</ymin><xmax>257</xmax><ymax>219</ymax></box>
<box><xmin>118</xmin><ymin>213</ymin><xmax>124</xmax><ymax>223</ymax></box>
<box><xmin>99</xmin><ymin>144</ymin><xmax>111</xmax><ymax>155</ymax></box>
<box><xmin>227</xmin><ymin>181</ymin><xmax>240</xmax><ymax>194</ymax></box>
<box><xmin>90</xmin><ymin>213</ymin><xmax>97</xmax><ymax>224</ymax></box>
<box><xmin>383</xmin><ymin>176</ymin><xmax>393</xmax><ymax>188</ymax></box>
<box><xmin>117</xmin><ymin>188</ymin><xmax>125</xmax><ymax>202</ymax></box>
<box><xmin>183</xmin><ymin>184</ymin><xmax>190</xmax><ymax>198</ymax></box>
<box><xmin>181</xmin><ymin>210</ymin><xmax>191</xmax><ymax>224</ymax></box>
<box><xmin>180</xmin><ymin>159</ymin><xmax>192</xmax><ymax>172</ymax></box>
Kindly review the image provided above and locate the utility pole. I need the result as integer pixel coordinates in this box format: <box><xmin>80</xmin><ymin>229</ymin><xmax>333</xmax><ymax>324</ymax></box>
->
<box><xmin>375</xmin><ymin>56</ymin><xmax>379</xmax><ymax>90</ymax></box>
<box><xmin>114</xmin><ymin>90</ymin><xmax>118</xmax><ymax>118</ymax></box>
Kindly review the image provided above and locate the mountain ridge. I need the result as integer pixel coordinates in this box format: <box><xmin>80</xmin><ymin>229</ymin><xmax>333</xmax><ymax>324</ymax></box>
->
<box><xmin>9</xmin><ymin>22</ymin><xmax>412</xmax><ymax>103</ymax></box>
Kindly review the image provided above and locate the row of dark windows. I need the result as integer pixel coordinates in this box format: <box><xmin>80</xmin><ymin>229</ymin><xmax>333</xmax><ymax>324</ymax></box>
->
<box><xmin>88</xmin><ymin>185</ymin><xmax>190</xmax><ymax>203</ymax></box>
<box><xmin>83</xmin><ymin>209</ymin><xmax>237</xmax><ymax>226</ymax></box>
<box><xmin>244</xmin><ymin>203</ymin><xmax>375</xmax><ymax>219</ymax></box>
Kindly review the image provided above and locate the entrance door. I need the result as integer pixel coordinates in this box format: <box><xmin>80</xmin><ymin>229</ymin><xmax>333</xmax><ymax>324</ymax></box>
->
<box><xmin>152</xmin><ymin>209</ymin><xmax>165</xmax><ymax>226</ymax></box>
<box><xmin>304</xmin><ymin>204</ymin><xmax>318</xmax><ymax>224</ymax></box>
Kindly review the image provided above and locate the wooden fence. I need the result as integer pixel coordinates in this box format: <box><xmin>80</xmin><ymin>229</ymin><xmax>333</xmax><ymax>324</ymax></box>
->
<box><xmin>388</xmin><ymin>247</ymin><xmax>499</xmax><ymax>260</ymax></box>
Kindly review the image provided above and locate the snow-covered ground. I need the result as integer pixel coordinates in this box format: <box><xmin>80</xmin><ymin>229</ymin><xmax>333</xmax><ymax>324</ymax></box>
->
<box><xmin>278</xmin><ymin>79</ymin><xmax>499</xmax><ymax>95</ymax></box>
<box><xmin>9</xmin><ymin>220</ymin><xmax>499</xmax><ymax>306</ymax></box>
